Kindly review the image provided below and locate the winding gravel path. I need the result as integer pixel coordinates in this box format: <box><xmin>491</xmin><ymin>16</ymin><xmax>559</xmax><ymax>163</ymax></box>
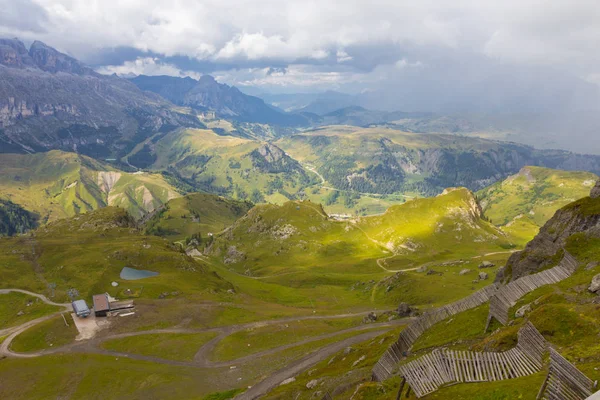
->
<box><xmin>0</xmin><ymin>289</ymin><xmax>409</xmax><ymax>399</ymax></box>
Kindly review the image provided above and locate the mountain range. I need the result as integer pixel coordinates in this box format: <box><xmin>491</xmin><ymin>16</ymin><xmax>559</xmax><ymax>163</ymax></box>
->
<box><xmin>130</xmin><ymin>75</ymin><xmax>307</xmax><ymax>126</ymax></box>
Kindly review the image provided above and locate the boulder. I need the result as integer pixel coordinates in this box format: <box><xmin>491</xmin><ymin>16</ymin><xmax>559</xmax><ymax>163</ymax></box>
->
<box><xmin>306</xmin><ymin>379</ymin><xmax>318</xmax><ymax>389</ymax></box>
<box><xmin>279</xmin><ymin>377</ymin><xmax>296</xmax><ymax>386</ymax></box>
<box><xmin>478</xmin><ymin>271</ymin><xmax>489</xmax><ymax>280</ymax></box>
<box><xmin>479</xmin><ymin>261</ymin><xmax>495</xmax><ymax>269</ymax></box>
<box><xmin>363</xmin><ymin>312</ymin><xmax>377</xmax><ymax>324</ymax></box>
<box><xmin>397</xmin><ymin>302</ymin><xmax>412</xmax><ymax>317</ymax></box>
<box><xmin>515</xmin><ymin>304</ymin><xmax>532</xmax><ymax>318</ymax></box>
<box><xmin>588</xmin><ymin>274</ymin><xmax>600</xmax><ymax>293</ymax></box>
<box><xmin>352</xmin><ymin>355</ymin><xmax>366</xmax><ymax>367</ymax></box>
<box><xmin>459</xmin><ymin>269</ymin><xmax>471</xmax><ymax>276</ymax></box>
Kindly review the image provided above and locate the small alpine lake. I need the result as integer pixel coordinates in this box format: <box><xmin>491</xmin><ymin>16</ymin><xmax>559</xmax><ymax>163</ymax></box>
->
<box><xmin>120</xmin><ymin>266</ymin><xmax>159</xmax><ymax>280</ymax></box>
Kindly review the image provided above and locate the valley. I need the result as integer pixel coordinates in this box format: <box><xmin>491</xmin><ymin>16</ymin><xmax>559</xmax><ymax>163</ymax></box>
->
<box><xmin>1</xmin><ymin>35</ymin><xmax>600</xmax><ymax>400</ymax></box>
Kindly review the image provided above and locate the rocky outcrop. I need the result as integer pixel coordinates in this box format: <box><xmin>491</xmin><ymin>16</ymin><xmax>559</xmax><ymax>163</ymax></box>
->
<box><xmin>28</xmin><ymin>41</ymin><xmax>91</xmax><ymax>75</ymax></box>
<box><xmin>0</xmin><ymin>38</ymin><xmax>34</xmax><ymax>67</ymax></box>
<box><xmin>250</xmin><ymin>143</ymin><xmax>307</xmax><ymax>175</ymax></box>
<box><xmin>589</xmin><ymin>274</ymin><xmax>600</xmax><ymax>293</ymax></box>
<box><xmin>590</xmin><ymin>180</ymin><xmax>600</xmax><ymax>199</ymax></box>
<box><xmin>502</xmin><ymin>193</ymin><xmax>600</xmax><ymax>281</ymax></box>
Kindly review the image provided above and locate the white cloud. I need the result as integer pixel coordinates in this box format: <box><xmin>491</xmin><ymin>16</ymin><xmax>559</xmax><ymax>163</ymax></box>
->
<box><xmin>96</xmin><ymin>57</ymin><xmax>202</xmax><ymax>79</ymax></box>
<box><xmin>336</xmin><ymin>50</ymin><xmax>352</xmax><ymax>63</ymax></box>
<box><xmin>2</xmin><ymin>0</ymin><xmax>600</xmax><ymax>91</ymax></box>
<box><xmin>214</xmin><ymin>64</ymin><xmax>365</xmax><ymax>89</ymax></box>
<box><xmin>395</xmin><ymin>58</ymin><xmax>424</xmax><ymax>69</ymax></box>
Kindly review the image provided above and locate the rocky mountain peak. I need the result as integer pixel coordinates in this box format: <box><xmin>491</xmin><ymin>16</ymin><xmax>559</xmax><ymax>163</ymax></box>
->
<box><xmin>0</xmin><ymin>38</ymin><xmax>34</xmax><ymax>67</ymax></box>
<box><xmin>198</xmin><ymin>75</ymin><xmax>217</xmax><ymax>84</ymax></box>
<box><xmin>28</xmin><ymin>40</ymin><xmax>91</xmax><ymax>75</ymax></box>
<box><xmin>0</xmin><ymin>38</ymin><xmax>93</xmax><ymax>75</ymax></box>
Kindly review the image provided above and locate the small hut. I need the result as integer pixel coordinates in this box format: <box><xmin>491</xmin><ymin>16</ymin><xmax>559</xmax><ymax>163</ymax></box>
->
<box><xmin>92</xmin><ymin>294</ymin><xmax>110</xmax><ymax>317</ymax></box>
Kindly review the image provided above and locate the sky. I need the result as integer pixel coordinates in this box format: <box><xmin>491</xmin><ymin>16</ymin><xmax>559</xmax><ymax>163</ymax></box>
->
<box><xmin>2</xmin><ymin>0</ymin><xmax>600</xmax><ymax>112</ymax></box>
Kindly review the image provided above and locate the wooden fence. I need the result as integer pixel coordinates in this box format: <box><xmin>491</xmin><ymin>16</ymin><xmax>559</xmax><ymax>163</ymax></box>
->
<box><xmin>372</xmin><ymin>284</ymin><xmax>499</xmax><ymax>382</ymax></box>
<box><xmin>537</xmin><ymin>348</ymin><xmax>595</xmax><ymax>400</ymax></box>
<box><xmin>487</xmin><ymin>252</ymin><xmax>579</xmax><ymax>327</ymax></box>
<box><xmin>397</xmin><ymin>322</ymin><xmax>547</xmax><ymax>398</ymax></box>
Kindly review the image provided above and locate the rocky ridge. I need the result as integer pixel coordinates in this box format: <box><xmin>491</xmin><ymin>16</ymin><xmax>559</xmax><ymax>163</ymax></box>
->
<box><xmin>501</xmin><ymin>179</ymin><xmax>600</xmax><ymax>281</ymax></box>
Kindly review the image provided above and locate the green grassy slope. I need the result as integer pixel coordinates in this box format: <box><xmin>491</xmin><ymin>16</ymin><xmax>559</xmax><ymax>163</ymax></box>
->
<box><xmin>358</xmin><ymin>188</ymin><xmax>513</xmax><ymax>267</ymax></box>
<box><xmin>0</xmin><ymin>292</ymin><xmax>61</xmax><ymax>329</ymax></box>
<box><xmin>275</xmin><ymin>126</ymin><xmax>583</xmax><ymax>198</ymax></box>
<box><xmin>0</xmin><ymin>207</ymin><xmax>230</xmax><ymax>302</ymax></box>
<box><xmin>0</xmin><ymin>150</ymin><xmax>181</xmax><ymax>225</ymax></box>
<box><xmin>144</xmin><ymin>128</ymin><xmax>315</xmax><ymax>202</ymax></box>
<box><xmin>267</xmin><ymin>243</ymin><xmax>600</xmax><ymax>400</ymax></box>
<box><xmin>209</xmin><ymin>200</ymin><xmax>383</xmax><ymax>277</ymax></box>
<box><xmin>144</xmin><ymin>192</ymin><xmax>253</xmax><ymax>241</ymax></box>
<box><xmin>206</xmin><ymin>189</ymin><xmax>514</xmax><ymax>311</ymax></box>
<box><xmin>478</xmin><ymin>166</ymin><xmax>598</xmax><ymax>244</ymax></box>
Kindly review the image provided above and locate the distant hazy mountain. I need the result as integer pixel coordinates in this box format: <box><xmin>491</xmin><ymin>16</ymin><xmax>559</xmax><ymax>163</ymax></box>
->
<box><xmin>257</xmin><ymin>90</ymin><xmax>359</xmax><ymax>115</ymax></box>
<box><xmin>0</xmin><ymin>38</ymin><xmax>200</xmax><ymax>158</ymax></box>
<box><xmin>130</xmin><ymin>75</ymin><xmax>306</xmax><ymax>126</ymax></box>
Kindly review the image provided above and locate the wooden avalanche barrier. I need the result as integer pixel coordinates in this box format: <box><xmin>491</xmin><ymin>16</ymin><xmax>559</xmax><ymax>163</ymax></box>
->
<box><xmin>487</xmin><ymin>252</ymin><xmax>579</xmax><ymax>327</ymax></box>
<box><xmin>537</xmin><ymin>348</ymin><xmax>595</xmax><ymax>400</ymax></box>
<box><xmin>397</xmin><ymin>322</ymin><xmax>548</xmax><ymax>398</ymax></box>
<box><xmin>372</xmin><ymin>284</ymin><xmax>499</xmax><ymax>381</ymax></box>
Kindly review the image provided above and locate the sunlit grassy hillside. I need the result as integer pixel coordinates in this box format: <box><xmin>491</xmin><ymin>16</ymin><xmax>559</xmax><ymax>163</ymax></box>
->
<box><xmin>144</xmin><ymin>128</ymin><xmax>315</xmax><ymax>201</ymax></box>
<box><xmin>144</xmin><ymin>192</ymin><xmax>253</xmax><ymax>241</ymax></box>
<box><xmin>478</xmin><ymin>166</ymin><xmax>597</xmax><ymax>245</ymax></box>
<box><xmin>0</xmin><ymin>150</ymin><xmax>180</xmax><ymax>224</ymax></box>
<box><xmin>358</xmin><ymin>188</ymin><xmax>514</xmax><ymax>268</ymax></box>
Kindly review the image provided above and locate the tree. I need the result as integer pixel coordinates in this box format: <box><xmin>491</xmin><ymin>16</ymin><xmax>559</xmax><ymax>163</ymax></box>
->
<box><xmin>250</xmin><ymin>189</ymin><xmax>265</xmax><ymax>204</ymax></box>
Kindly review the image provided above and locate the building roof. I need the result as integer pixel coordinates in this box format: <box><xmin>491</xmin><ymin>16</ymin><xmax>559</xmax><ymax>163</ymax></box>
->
<box><xmin>92</xmin><ymin>294</ymin><xmax>110</xmax><ymax>312</ymax></box>
<box><xmin>72</xmin><ymin>299</ymin><xmax>90</xmax><ymax>313</ymax></box>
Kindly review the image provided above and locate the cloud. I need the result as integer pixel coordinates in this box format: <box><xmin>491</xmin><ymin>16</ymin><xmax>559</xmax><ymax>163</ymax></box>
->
<box><xmin>0</xmin><ymin>0</ymin><xmax>49</xmax><ymax>34</ymax></box>
<box><xmin>336</xmin><ymin>50</ymin><xmax>352</xmax><ymax>63</ymax></box>
<box><xmin>96</xmin><ymin>57</ymin><xmax>202</xmax><ymax>79</ymax></box>
<box><xmin>395</xmin><ymin>58</ymin><xmax>424</xmax><ymax>69</ymax></box>
<box><xmin>2</xmin><ymin>0</ymin><xmax>600</xmax><ymax>109</ymax></box>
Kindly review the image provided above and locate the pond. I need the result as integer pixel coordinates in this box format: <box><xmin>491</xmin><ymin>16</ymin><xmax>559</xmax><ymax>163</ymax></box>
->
<box><xmin>120</xmin><ymin>266</ymin><xmax>159</xmax><ymax>281</ymax></box>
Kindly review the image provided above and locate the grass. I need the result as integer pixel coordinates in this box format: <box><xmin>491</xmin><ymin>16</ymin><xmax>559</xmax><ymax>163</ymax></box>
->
<box><xmin>0</xmin><ymin>353</ymin><xmax>227</xmax><ymax>400</ymax></box>
<box><xmin>0</xmin><ymin>208</ymin><xmax>231</xmax><ymax>304</ymax></box>
<box><xmin>478</xmin><ymin>166</ymin><xmax>597</xmax><ymax>243</ymax></box>
<box><xmin>150</xmin><ymin>128</ymin><xmax>314</xmax><ymax>202</ymax></box>
<box><xmin>0</xmin><ymin>326</ymin><xmax>393</xmax><ymax>400</ymax></box>
<box><xmin>420</xmin><ymin>372</ymin><xmax>546</xmax><ymax>400</ymax></box>
<box><xmin>211</xmin><ymin>317</ymin><xmax>364</xmax><ymax>362</ymax></box>
<box><xmin>10</xmin><ymin>313</ymin><xmax>78</xmax><ymax>352</ymax></box>
<box><xmin>358</xmin><ymin>188</ymin><xmax>515</xmax><ymax>266</ymax></box>
<box><xmin>0</xmin><ymin>150</ymin><xmax>181</xmax><ymax>224</ymax></box>
<box><xmin>0</xmin><ymin>292</ymin><xmax>61</xmax><ymax>329</ymax></box>
<box><xmin>264</xmin><ymin>327</ymin><xmax>404</xmax><ymax>399</ymax></box>
<box><xmin>411</xmin><ymin>304</ymin><xmax>489</xmax><ymax>352</ymax></box>
<box><xmin>144</xmin><ymin>192</ymin><xmax>252</xmax><ymax>241</ymax></box>
<box><xmin>203</xmin><ymin>389</ymin><xmax>244</xmax><ymax>400</ymax></box>
<box><xmin>101</xmin><ymin>332</ymin><xmax>218</xmax><ymax>361</ymax></box>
